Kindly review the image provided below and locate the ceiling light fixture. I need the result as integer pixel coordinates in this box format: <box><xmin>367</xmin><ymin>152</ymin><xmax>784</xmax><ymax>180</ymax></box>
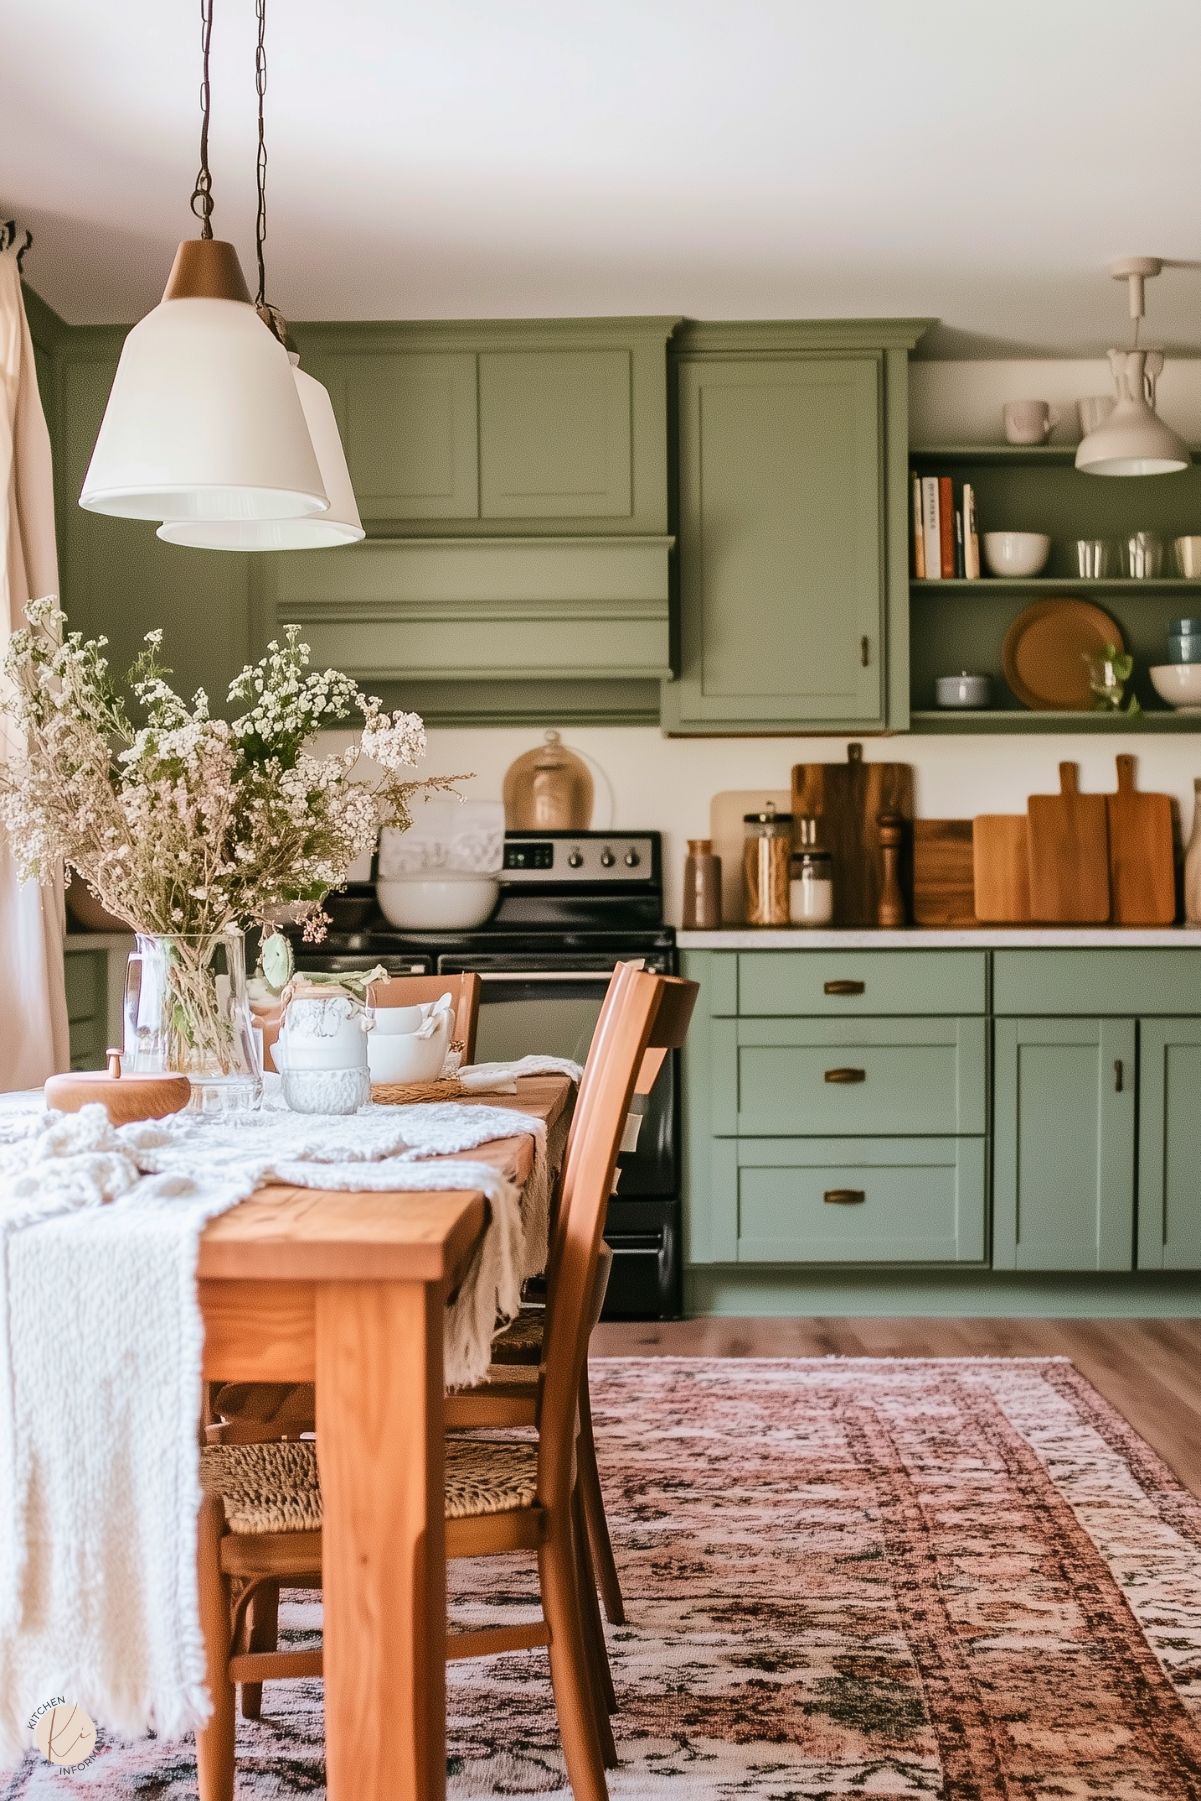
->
<box><xmin>159</xmin><ymin>0</ymin><xmax>363</xmax><ymax>551</ymax></box>
<box><xmin>79</xmin><ymin>0</ymin><xmax>328</xmax><ymax>525</ymax></box>
<box><xmin>1076</xmin><ymin>257</ymin><xmax>1191</xmax><ymax>477</ymax></box>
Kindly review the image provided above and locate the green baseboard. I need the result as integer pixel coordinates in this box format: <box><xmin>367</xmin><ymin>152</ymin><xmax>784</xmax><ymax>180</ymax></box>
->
<box><xmin>685</xmin><ymin>1267</ymin><xmax>1201</xmax><ymax>1319</ymax></box>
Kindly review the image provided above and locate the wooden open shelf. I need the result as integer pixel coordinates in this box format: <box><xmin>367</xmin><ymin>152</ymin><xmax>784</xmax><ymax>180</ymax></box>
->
<box><xmin>910</xmin><ymin>709</ymin><xmax>1199</xmax><ymax>735</ymax></box>
<box><xmin>911</xmin><ymin>443</ymin><xmax>1201</xmax><ymax>466</ymax></box>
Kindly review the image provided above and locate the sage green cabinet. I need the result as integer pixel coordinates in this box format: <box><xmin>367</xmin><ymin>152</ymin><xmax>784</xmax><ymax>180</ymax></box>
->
<box><xmin>662</xmin><ymin>321</ymin><xmax>926</xmax><ymax>735</ymax></box>
<box><xmin>478</xmin><ymin>349</ymin><xmax>632</xmax><ymax>519</ymax></box>
<box><xmin>992</xmin><ymin>1017</ymin><xmax>1136</xmax><ymax>1272</ymax></box>
<box><xmin>64</xmin><ymin>949</ymin><xmax>107</xmax><ymax>1071</ymax></box>
<box><xmin>303</xmin><ymin>349</ymin><xmax>480</xmax><ymax>521</ymax></box>
<box><xmin>56</xmin><ymin>350</ymin><xmax>256</xmax><ymax>706</ymax></box>
<box><xmin>1137</xmin><ymin>1020</ymin><xmax>1201</xmax><ymax>1271</ymax></box>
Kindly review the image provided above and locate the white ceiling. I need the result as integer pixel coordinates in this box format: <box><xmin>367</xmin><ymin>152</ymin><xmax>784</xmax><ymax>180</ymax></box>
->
<box><xmin>5</xmin><ymin>0</ymin><xmax>1201</xmax><ymax>356</ymax></box>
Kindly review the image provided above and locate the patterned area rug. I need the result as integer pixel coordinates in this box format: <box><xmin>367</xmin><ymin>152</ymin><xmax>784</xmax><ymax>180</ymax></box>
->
<box><xmin>6</xmin><ymin>1356</ymin><xmax>1201</xmax><ymax>1798</ymax></box>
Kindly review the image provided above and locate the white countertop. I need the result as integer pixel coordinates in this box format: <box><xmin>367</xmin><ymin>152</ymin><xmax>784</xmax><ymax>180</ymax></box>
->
<box><xmin>677</xmin><ymin>927</ymin><xmax>1201</xmax><ymax>948</ymax></box>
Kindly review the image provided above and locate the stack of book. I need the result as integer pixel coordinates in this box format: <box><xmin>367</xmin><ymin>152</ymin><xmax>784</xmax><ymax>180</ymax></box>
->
<box><xmin>912</xmin><ymin>474</ymin><xmax>980</xmax><ymax>579</ymax></box>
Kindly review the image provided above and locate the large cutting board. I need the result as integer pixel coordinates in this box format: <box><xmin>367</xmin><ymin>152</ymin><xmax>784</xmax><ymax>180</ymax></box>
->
<box><xmin>972</xmin><ymin>817</ymin><xmax>1031</xmax><ymax>923</ymax></box>
<box><xmin>792</xmin><ymin>744</ymin><xmax>914</xmax><ymax>927</ymax></box>
<box><xmin>1026</xmin><ymin>762</ymin><xmax>1111</xmax><ymax>924</ymax></box>
<box><xmin>1105</xmin><ymin>754</ymin><xmax>1177</xmax><ymax>926</ymax></box>
<box><xmin>913</xmin><ymin>821</ymin><xmax>977</xmax><ymax>927</ymax></box>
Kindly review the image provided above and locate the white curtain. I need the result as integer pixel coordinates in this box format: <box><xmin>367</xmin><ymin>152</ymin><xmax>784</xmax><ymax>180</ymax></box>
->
<box><xmin>0</xmin><ymin>228</ymin><xmax>69</xmax><ymax>1085</ymax></box>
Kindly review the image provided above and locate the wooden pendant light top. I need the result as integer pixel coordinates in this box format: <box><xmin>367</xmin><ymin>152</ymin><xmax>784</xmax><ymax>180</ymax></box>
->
<box><xmin>162</xmin><ymin>238</ymin><xmax>252</xmax><ymax>305</ymax></box>
<box><xmin>44</xmin><ymin>1050</ymin><xmax>191</xmax><ymax>1126</ymax></box>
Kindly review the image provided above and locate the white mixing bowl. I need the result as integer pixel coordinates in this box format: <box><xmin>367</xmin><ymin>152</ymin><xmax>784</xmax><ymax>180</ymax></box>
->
<box><xmin>1150</xmin><ymin>663</ymin><xmax>1201</xmax><ymax>714</ymax></box>
<box><xmin>376</xmin><ymin>876</ymin><xmax>500</xmax><ymax>930</ymax></box>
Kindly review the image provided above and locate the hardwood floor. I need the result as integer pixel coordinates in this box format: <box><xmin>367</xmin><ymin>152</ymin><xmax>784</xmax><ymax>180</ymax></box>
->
<box><xmin>592</xmin><ymin>1316</ymin><xmax>1201</xmax><ymax>1499</ymax></box>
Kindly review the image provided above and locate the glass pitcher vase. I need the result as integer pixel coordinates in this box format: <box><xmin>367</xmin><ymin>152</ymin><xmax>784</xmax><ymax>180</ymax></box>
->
<box><xmin>124</xmin><ymin>929</ymin><xmax>263</xmax><ymax>1113</ymax></box>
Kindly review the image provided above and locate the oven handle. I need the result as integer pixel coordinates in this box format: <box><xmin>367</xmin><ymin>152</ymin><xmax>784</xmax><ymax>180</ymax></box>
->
<box><xmin>473</xmin><ymin>970</ymin><xmax>614</xmax><ymax>984</ymax></box>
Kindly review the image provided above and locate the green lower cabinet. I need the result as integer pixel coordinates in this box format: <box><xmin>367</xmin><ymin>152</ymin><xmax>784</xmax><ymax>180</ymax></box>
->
<box><xmin>712</xmin><ymin>1136</ymin><xmax>986</xmax><ymax>1264</ymax></box>
<box><xmin>993</xmin><ymin>1017</ymin><xmax>1136</xmax><ymax>1272</ymax></box>
<box><xmin>1137</xmin><ymin>1019</ymin><xmax>1201</xmax><ymax>1271</ymax></box>
<box><xmin>711</xmin><ymin>1016</ymin><xmax>987</xmax><ymax>1137</ymax></box>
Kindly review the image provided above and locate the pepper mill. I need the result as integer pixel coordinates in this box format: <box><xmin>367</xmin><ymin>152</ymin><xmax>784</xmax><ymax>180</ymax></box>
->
<box><xmin>877</xmin><ymin>812</ymin><xmax>906</xmax><ymax>927</ymax></box>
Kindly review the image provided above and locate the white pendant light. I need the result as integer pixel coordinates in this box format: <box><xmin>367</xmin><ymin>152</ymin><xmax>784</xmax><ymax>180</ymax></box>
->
<box><xmin>156</xmin><ymin>0</ymin><xmax>361</xmax><ymax>552</ymax></box>
<box><xmin>1076</xmin><ymin>258</ymin><xmax>1191</xmax><ymax>477</ymax></box>
<box><xmin>158</xmin><ymin>358</ymin><xmax>364</xmax><ymax>549</ymax></box>
<box><xmin>79</xmin><ymin>1</ymin><xmax>328</xmax><ymax>525</ymax></box>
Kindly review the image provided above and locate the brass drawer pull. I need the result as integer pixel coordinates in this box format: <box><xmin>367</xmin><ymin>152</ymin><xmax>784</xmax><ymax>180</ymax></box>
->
<box><xmin>824</xmin><ymin>979</ymin><xmax>865</xmax><ymax>996</ymax></box>
<box><xmin>824</xmin><ymin>1188</ymin><xmax>866</xmax><ymax>1205</ymax></box>
<box><xmin>824</xmin><ymin>1067</ymin><xmax>866</xmax><ymax>1084</ymax></box>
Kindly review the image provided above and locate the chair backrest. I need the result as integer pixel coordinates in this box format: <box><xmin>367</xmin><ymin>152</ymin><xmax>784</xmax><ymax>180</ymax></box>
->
<box><xmin>368</xmin><ymin>971</ymin><xmax>482</xmax><ymax>1063</ymax></box>
<box><xmin>536</xmin><ymin>970</ymin><xmax>698</xmax><ymax>1513</ymax></box>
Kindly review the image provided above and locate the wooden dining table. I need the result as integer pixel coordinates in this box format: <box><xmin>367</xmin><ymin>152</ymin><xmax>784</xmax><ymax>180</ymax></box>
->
<box><xmin>197</xmin><ymin>1074</ymin><xmax>573</xmax><ymax>1801</ymax></box>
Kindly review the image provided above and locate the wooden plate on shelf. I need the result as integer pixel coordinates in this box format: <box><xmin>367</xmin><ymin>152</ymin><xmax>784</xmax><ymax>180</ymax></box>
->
<box><xmin>1001</xmin><ymin>598</ymin><xmax>1124</xmax><ymax>712</ymax></box>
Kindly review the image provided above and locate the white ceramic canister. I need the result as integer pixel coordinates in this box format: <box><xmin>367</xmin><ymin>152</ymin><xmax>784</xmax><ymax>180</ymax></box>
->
<box><xmin>276</xmin><ymin>987</ymin><xmax>372</xmax><ymax>1114</ymax></box>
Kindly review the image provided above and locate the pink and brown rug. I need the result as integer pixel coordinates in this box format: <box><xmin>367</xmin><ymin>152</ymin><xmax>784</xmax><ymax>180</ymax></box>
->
<box><xmin>6</xmin><ymin>1356</ymin><xmax>1201</xmax><ymax>1798</ymax></box>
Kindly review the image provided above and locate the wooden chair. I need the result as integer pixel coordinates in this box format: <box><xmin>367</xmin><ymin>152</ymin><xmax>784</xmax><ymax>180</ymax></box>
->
<box><xmin>197</xmin><ymin>969</ymin><xmax>698</xmax><ymax>1801</ymax></box>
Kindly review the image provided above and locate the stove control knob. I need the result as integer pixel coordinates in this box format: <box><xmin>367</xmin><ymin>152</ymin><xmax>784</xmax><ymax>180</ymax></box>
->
<box><xmin>567</xmin><ymin>849</ymin><xmax>584</xmax><ymax>869</ymax></box>
<box><xmin>624</xmin><ymin>849</ymin><xmax>641</xmax><ymax>868</ymax></box>
<box><xmin>599</xmin><ymin>847</ymin><xmax>616</xmax><ymax>868</ymax></box>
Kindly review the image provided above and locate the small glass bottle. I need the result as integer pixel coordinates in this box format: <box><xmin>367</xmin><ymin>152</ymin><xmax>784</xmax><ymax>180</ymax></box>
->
<box><xmin>1184</xmin><ymin>777</ymin><xmax>1201</xmax><ymax>927</ymax></box>
<box><xmin>743</xmin><ymin>803</ymin><xmax>793</xmax><ymax>927</ymax></box>
<box><xmin>682</xmin><ymin>838</ymin><xmax>722</xmax><ymax>930</ymax></box>
<box><xmin>790</xmin><ymin>818</ymin><xmax>834</xmax><ymax>927</ymax></box>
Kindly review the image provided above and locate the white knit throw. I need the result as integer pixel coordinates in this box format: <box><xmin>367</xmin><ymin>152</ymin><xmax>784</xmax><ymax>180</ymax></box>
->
<box><xmin>0</xmin><ymin>1067</ymin><xmax>576</xmax><ymax>1769</ymax></box>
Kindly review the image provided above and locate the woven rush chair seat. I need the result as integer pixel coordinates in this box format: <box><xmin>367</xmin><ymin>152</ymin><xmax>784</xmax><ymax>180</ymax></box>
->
<box><xmin>491</xmin><ymin>1307</ymin><xmax>547</xmax><ymax>1364</ymax></box>
<box><xmin>200</xmin><ymin>1437</ymin><xmax>539</xmax><ymax>1534</ymax></box>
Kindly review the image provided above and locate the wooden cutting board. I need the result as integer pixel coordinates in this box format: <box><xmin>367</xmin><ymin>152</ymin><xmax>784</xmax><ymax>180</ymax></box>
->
<box><xmin>913</xmin><ymin>821</ymin><xmax>977</xmax><ymax>926</ymax></box>
<box><xmin>972</xmin><ymin>817</ymin><xmax>1032</xmax><ymax>923</ymax></box>
<box><xmin>1105</xmin><ymin>754</ymin><xmax>1177</xmax><ymax>926</ymax></box>
<box><xmin>1026</xmin><ymin>762</ymin><xmax>1111</xmax><ymax>923</ymax></box>
<box><xmin>792</xmin><ymin>744</ymin><xmax>914</xmax><ymax>927</ymax></box>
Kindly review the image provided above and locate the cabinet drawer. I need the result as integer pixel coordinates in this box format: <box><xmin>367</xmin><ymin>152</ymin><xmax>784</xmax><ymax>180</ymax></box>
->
<box><xmin>713</xmin><ymin>1135</ymin><xmax>985</xmax><ymax>1264</ymax></box>
<box><xmin>737</xmin><ymin>951</ymin><xmax>986</xmax><ymax>1017</ymax></box>
<box><xmin>994</xmin><ymin>950</ymin><xmax>1201</xmax><ymax>1017</ymax></box>
<box><xmin>713</xmin><ymin>1016</ymin><xmax>986</xmax><ymax>1136</ymax></box>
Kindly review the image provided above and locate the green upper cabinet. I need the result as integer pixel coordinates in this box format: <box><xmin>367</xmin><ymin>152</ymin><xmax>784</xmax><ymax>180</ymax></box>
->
<box><xmin>662</xmin><ymin>321</ymin><xmax>927</xmax><ymax>735</ymax></box>
<box><xmin>303</xmin><ymin>349</ymin><xmax>480</xmax><ymax>522</ymax></box>
<box><xmin>55</xmin><ymin>345</ymin><xmax>256</xmax><ymax>706</ymax></box>
<box><xmin>292</xmin><ymin>318</ymin><xmax>678</xmax><ymax>535</ymax></box>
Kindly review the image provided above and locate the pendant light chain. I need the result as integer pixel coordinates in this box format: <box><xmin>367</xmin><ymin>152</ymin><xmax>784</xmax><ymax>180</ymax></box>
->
<box><xmin>254</xmin><ymin>0</ymin><xmax>268</xmax><ymax>308</ymax></box>
<box><xmin>189</xmin><ymin>0</ymin><xmax>215</xmax><ymax>239</ymax></box>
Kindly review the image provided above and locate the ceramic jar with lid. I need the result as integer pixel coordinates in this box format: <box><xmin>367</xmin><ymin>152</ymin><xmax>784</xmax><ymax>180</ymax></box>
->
<box><xmin>743</xmin><ymin>803</ymin><xmax>792</xmax><ymax>927</ymax></box>
<box><xmin>276</xmin><ymin>986</ymin><xmax>372</xmax><ymax>1114</ymax></box>
<box><xmin>682</xmin><ymin>838</ymin><xmax>722</xmax><ymax>930</ymax></box>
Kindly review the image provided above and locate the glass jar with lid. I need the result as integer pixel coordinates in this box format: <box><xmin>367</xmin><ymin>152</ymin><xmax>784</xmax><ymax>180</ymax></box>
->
<box><xmin>790</xmin><ymin>818</ymin><xmax>834</xmax><ymax>927</ymax></box>
<box><xmin>742</xmin><ymin>803</ymin><xmax>792</xmax><ymax>926</ymax></box>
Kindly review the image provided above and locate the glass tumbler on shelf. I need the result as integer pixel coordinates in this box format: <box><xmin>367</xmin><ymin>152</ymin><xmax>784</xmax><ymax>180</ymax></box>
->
<box><xmin>1074</xmin><ymin>538</ymin><xmax>1116</xmax><ymax>579</ymax></box>
<box><xmin>742</xmin><ymin>803</ymin><xmax>793</xmax><ymax>927</ymax></box>
<box><xmin>1123</xmin><ymin>532</ymin><xmax>1164</xmax><ymax>579</ymax></box>
<box><xmin>124</xmin><ymin>928</ymin><xmax>263</xmax><ymax>1113</ymax></box>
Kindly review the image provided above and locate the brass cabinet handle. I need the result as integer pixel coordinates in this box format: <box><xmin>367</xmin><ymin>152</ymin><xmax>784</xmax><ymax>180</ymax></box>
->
<box><xmin>824</xmin><ymin>1067</ymin><xmax>866</xmax><ymax>1084</ymax></box>
<box><xmin>824</xmin><ymin>979</ymin><xmax>865</xmax><ymax>996</ymax></box>
<box><xmin>824</xmin><ymin>1188</ymin><xmax>866</xmax><ymax>1205</ymax></box>
<box><xmin>1114</xmin><ymin>1058</ymin><xmax>1124</xmax><ymax>1093</ymax></box>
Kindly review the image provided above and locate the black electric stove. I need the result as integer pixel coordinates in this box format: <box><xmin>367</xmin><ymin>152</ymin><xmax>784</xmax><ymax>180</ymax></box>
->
<box><xmin>290</xmin><ymin>832</ymin><xmax>680</xmax><ymax>1318</ymax></box>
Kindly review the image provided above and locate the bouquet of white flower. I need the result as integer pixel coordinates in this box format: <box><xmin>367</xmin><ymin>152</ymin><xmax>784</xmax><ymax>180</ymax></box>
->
<box><xmin>0</xmin><ymin>599</ymin><xmax>464</xmax><ymax>1098</ymax></box>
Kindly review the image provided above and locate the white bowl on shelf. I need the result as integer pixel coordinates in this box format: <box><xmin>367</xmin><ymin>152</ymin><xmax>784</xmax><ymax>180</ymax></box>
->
<box><xmin>1150</xmin><ymin>663</ymin><xmax>1201</xmax><ymax>714</ymax></box>
<box><xmin>982</xmin><ymin>531</ymin><xmax>1052</xmax><ymax>578</ymax></box>
<box><xmin>376</xmin><ymin>875</ymin><xmax>500</xmax><ymax>930</ymax></box>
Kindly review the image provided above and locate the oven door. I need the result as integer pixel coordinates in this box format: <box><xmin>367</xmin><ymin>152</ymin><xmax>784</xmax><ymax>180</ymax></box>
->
<box><xmin>436</xmin><ymin>956</ymin><xmax>678</xmax><ymax>1201</ymax></box>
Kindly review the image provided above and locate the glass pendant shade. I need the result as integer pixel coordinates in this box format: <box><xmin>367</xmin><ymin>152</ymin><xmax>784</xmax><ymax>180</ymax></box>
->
<box><xmin>157</xmin><ymin>361</ymin><xmax>363</xmax><ymax>550</ymax></box>
<box><xmin>79</xmin><ymin>240</ymin><xmax>329</xmax><ymax>522</ymax></box>
<box><xmin>1076</xmin><ymin>348</ymin><xmax>1191</xmax><ymax>476</ymax></box>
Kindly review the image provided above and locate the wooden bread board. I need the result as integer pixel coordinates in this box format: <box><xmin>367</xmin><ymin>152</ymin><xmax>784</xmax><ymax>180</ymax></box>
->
<box><xmin>791</xmin><ymin>744</ymin><xmax>914</xmax><ymax>927</ymax></box>
<box><xmin>1026</xmin><ymin>762</ymin><xmax>1111</xmax><ymax>924</ymax></box>
<box><xmin>912</xmin><ymin>821</ymin><xmax>977</xmax><ymax>926</ymax></box>
<box><xmin>1105</xmin><ymin>754</ymin><xmax>1177</xmax><ymax>926</ymax></box>
<box><xmin>972</xmin><ymin>817</ymin><xmax>1031</xmax><ymax>924</ymax></box>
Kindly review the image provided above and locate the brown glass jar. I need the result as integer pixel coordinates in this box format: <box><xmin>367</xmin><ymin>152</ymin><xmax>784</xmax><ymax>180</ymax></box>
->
<box><xmin>742</xmin><ymin>803</ymin><xmax>792</xmax><ymax>926</ymax></box>
<box><xmin>683</xmin><ymin>839</ymin><xmax>722</xmax><ymax>929</ymax></box>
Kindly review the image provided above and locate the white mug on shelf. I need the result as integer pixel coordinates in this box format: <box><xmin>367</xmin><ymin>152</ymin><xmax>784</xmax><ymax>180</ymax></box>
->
<box><xmin>1003</xmin><ymin>399</ymin><xmax>1060</xmax><ymax>445</ymax></box>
